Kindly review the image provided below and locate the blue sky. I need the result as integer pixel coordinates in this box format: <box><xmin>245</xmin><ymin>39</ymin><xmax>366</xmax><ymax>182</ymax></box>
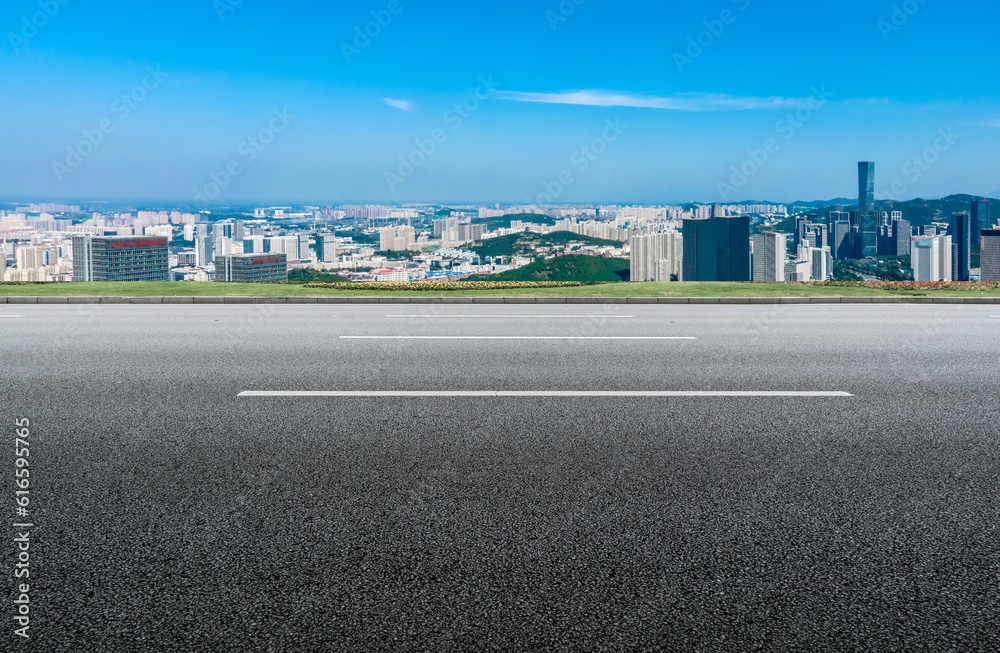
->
<box><xmin>1</xmin><ymin>0</ymin><xmax>998</xmax><ymax>206</ymax></box>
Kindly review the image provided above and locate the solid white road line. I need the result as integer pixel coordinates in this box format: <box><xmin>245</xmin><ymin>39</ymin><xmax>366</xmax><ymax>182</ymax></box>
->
<box><xmin>239</xmin><ymin>391</ymin><xmax>854</xmax><ymax>398</ymax></box>
<box><xmin>339</xmin><ymin>336</ymin><xmax>695</xmax><ymax>340</ymax></box>
<box><xmin>386</xmin><ymin>315</ymin><xmax>635</xmax><ymax>319</ymax></box>
<box><xmin>0</xmin><ymin>315</ymin><xmax>25</xmax><ymax>318</ymax></box>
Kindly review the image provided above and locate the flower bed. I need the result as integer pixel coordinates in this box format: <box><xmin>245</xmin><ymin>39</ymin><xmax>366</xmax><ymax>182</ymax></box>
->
<box><xmin>302</xmin><ymin>281</ymin><xmax>602</xmax><ymax>291</ymax></box>
<box><xmin>813</xmin><ymin>281</ymin><xmax>999</xmax><ymax>291</ymax></box>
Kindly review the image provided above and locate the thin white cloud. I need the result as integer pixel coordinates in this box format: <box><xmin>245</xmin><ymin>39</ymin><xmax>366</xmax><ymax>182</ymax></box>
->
<box><xmin>497</xmin><ymin>89</ymin><xmax>817</xmax><ymax>112</ymax></box>
<box><xmin>975</xmin><ymin>120</ymin><xmax>1000</xmax><ymax>127</ymax></box>
<box><xmin>383</xmin><ymin>98</ymin><xmax>414</xmax><ymax>111</ymax></box>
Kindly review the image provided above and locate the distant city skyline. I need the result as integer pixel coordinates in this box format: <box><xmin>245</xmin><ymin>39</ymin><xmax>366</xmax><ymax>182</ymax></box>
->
<box><xmin>2</xmin><ymin>1</ymin><xmax>999</xmax><ymax>204</ymax></box>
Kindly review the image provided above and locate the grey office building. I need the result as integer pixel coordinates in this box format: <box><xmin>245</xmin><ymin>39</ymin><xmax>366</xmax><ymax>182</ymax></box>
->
<box><xmin>315</xmin><ymin>233</ymin><xmax>339</xmax><ymax>263</ymax></box>
<box><xmin>950</xmin><ymin>212</ymin><xmax>971</xmax><ymax>281</ymax></box>
<box><xmin>893</xmin><ymin>219</ymin><xmax>911</xmax><ymax>257</ymax></box>
<box><xmin>981</xmin><ymin>230</ymin><xmax>1000</xmax><ymax>282</ymax></box>
<box><xmin>72</xmin><ymin>235</ymin><xmax>169</xmax><ymax>282</ymax></box>
<box><xmin>682</xmin><ymin>217</ymin><xmax>751</xmax><ymax>282</ymax></box>
<box><xmin>215</xmin><ymin>254</ymin><xmax>288</xmax><ymax>282</ymax></box>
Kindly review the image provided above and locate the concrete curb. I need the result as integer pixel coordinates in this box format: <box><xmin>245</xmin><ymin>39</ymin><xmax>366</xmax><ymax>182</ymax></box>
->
<box><xmin>3</xmin><ymin>296</ymin><xmax>1000</xmax><ymax>305</ymax></box>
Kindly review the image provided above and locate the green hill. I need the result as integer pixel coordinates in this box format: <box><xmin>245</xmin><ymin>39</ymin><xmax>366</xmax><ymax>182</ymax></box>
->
<box><xmin>467</xmin><ymin>255</ymin><xmax>629</xmax><ymax>283</ymax></box>
<box><xmin>472</xmin><ymin>212</ymin><xmax>559</xmax><ymax>231</ymax></box>
<box><xmin>471</xmin><ymin>230</ymin><xmax>621</xmax><ymax>259</ymax></box>
<box><xmin>791</xmin><ymin>195</ymin><xmax>996</xmax><ymax>228</ymax></box>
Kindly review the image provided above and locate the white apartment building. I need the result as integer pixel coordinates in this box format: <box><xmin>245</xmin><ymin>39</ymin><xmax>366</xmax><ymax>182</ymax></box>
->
<box><xmin>15</xmin><ymin>245</ymin><xmax>46</xmax><ymax>270</ymax></box>
<box><xmin>630</xmin><ymin>231</ymin><xmax>682</xmax><ymax>282</ymax></box>
<box><xmin>380</xmin><ymin>226</ymin><xmax>416</xmax><ymax>252</ymax></box>
<box><xmin>911</xmin><ymin>235</ymin><xmax>952</xmax><ymax>282</ymax></box>
<box><xmin>752</xmin><ymin>232</ymin><xmax>787</xmax><ymax>282</ymax></box>
<box><xmin>786</xmin><ymin>245</ymin><xmax>832</xmax><ymax>282</ymax></box>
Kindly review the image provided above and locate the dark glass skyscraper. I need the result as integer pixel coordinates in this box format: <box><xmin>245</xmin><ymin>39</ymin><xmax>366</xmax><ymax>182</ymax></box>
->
<box><xmin>971</xmin><ymin>198</ymin><xmax>990</xmax><ymax>246</ymax></box>
<box><xmin>681</xmin><ymin>216</ymin><xmax>751</xmax><ymax>282</ymax></box>
<box><xmin>861</xmin><ymin>212</ymin><xmax>878</xmax><ymax>257</ymax></box>
<box><xmin>832</xmin><ymin>221</ymin><xmax>852</xmax><ymax>260</ymax></box>
<box><xmin>858</xmin><ymin>162</ymin><xmax>875</xmax><ymax>216</ymax></box>
<box><xmin>857</xmin><ymin>162</ymin><xmax>876</xmax><ymax>257</ymax></box>
<box><xmin>950</xmin><ymin>212</ymin><xmax>971</xmax><ymax>281</ymax></box>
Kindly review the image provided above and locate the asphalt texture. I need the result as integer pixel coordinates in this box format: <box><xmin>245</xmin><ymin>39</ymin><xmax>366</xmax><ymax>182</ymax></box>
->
<box><xmin>2</xmin><ymin>304</ymin><xmax>999</xmax><ymax>652</ymax></box>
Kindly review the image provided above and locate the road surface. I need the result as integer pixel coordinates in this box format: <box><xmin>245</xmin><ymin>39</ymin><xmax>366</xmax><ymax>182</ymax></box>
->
<box><xmin>2</xmin><ymin>304</ymin><xmax>998</xmax><ymax>651</ymax></box>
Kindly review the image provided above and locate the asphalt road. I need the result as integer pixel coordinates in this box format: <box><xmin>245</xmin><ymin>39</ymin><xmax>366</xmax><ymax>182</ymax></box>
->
<box><xmin>2</xmin><ymin>305</ymin><xmax>999</xmax><ymax>652</ymax></box>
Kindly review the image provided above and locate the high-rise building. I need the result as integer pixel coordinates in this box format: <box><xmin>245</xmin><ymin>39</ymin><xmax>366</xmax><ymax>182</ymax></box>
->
<box><xmin>981</xmin><ymin>230</ymin><xmax>1000</xmax><ymax>282</ymax></box>
<box><xmin>297</xmin><ymin>234</ymin><xmax>312</xmax><ymax>261</ymax></box>
<box><xmin>805</xmin><ymin>223</ymin><xmax>828</xmax><ymax>250</ymax></box>
<box><xmin>654</xmin><ymin>259</ymin><xmax>674</xmax><ymax>282</ymax></box>
<box><xmin>892</xmin><ymin>219</ymin><xmax>911</xmax><ymax>257</ymax></box>
<box><xmin>213</xmin><ymin>222</ymin><xmax>234</xmax><ymax>240</ymax></box>
<box><xmin>243</xmin><ymin>236</ymin><xmax>266</xmax><ymax>254</ymax></box>
<box><xmin>433</xmin><ymin>218</ymin><xmax>459</xmax><ymax>238</ymax></box>
<box><xmin>794</xmin><ymin>216</ymin><xmax>810</xmax><ymax>248</ymax></box>
<box><xmin>971</xmin><ymin>199</ymin><xmax>990</xmax><ymax>246</ymax></box>
<box><xmin>858</xmin><ymin>162</ymin><xmax>875</xmax><ymax>216</ymax></box>
<box><xmin>811</xmin><ymin>247</ymin><xmax>833</xmax><ymax>281</ymax></box>
<box><xmin>861</xmin><ymin>212</ymin><xmax>877</xmax><ymax>258</ymax></box>
<box><xmin>315</xmin><ymin>233</ymin><xmax>339</xmax><ymax>263</ymax></box>
<box><xmin>877</xmin><ymin>225</ymin><xmax>893</xmax><ymax>256</ymax></box>
<box><xmin>828</xmin><ymin>210</ymin><xmax>850</xmax><ymax>224</ymax></box>
<box><xmin>215</xmin><ymin>253</ymin><xmax>288</xmax><ymax>282</ymax></box>
<box><xmin>196</xmin><ymin>236</ymin><xmax>214</xmax><ymax>267</ymax></box>
<box><xmin>831</xmin><ymin>221</ymin><xmax>852</xmax><ymax>260</ymax></box>
<box><xmin>950</xmin><ymin>212</ymin><xmax>971</xmax><ymax>281</ymax></box>
<box><xmin>752</xmin><ymin>232</ymin><xmax>786</xmax><ymax>282</ymax></box>
<box><xmin>15</xmin><ymin>246</ymin><xmax>45</xmax><ymax>270</ymax></box>
<box><xmin>785</xmin><ymin>245</ymin><xmax>829</xmax><ymax>282</ymax></box>
<box><xmin>380</xmin><ymin>225</ymin><xmax>416</xmax><ymax>252</ymax></box>
<box><xmin>72</xmin><ymin>235</ymin><xmax>169</xmax><ymax>282</ymax></box>
<box><xmin>458</xmin><ymin>223</ymin><xmax>486</xmax><ymax>242</ymax></box>
<box><xmin>681</xmin><ymin>216</ymin><xmax>750</xmax><ymax>282</ymax></box>
<box><xmin>630</xmin><ymin>231</ymin><xmax>681</xmax><ymax>282</ymax></box>
<box><xmin>911</xmin><ymin>235</ymin><xmax>952</xmax><ymax>282</ymax></box>
<box><xmin>213</xmin><ymin>237</ymin><xmax>236</xmax><ymax>258</ymax></box>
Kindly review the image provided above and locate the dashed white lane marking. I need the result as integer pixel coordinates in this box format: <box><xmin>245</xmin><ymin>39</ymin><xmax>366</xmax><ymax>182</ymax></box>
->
<box><xmin>385</xmin><ymin>315</ymin><xmax>635</xmax><ymax>318</ymax></box>
<box><xmin>240</xmin><ymin>391</ymin><xmax>854</xmax><ymax>398</ymax></box>
<box><xmin>339</xmin><ymin>336</ymin><xmax>695</xmax><ymax>340</ymax></box>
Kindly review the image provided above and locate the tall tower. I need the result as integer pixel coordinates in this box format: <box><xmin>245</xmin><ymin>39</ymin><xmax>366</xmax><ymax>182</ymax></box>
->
<box><xmin>950</xmin><ymin>212</ymin><xmax>971</xmax><ymax>282</ymax></box>
<box><xmin>858</xmin><ymin>162</ymin><xmax>876</xmax><ymax>257</ymax></box>
<box><xmin>971</xmin><ymin>198</ymin><xmax>990</xmax><ymax>246</ymax></box>
<box><xmin>858</xmin><ymin>162</ymin><xmax>875</xmax><ymax>216</ymax></box>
